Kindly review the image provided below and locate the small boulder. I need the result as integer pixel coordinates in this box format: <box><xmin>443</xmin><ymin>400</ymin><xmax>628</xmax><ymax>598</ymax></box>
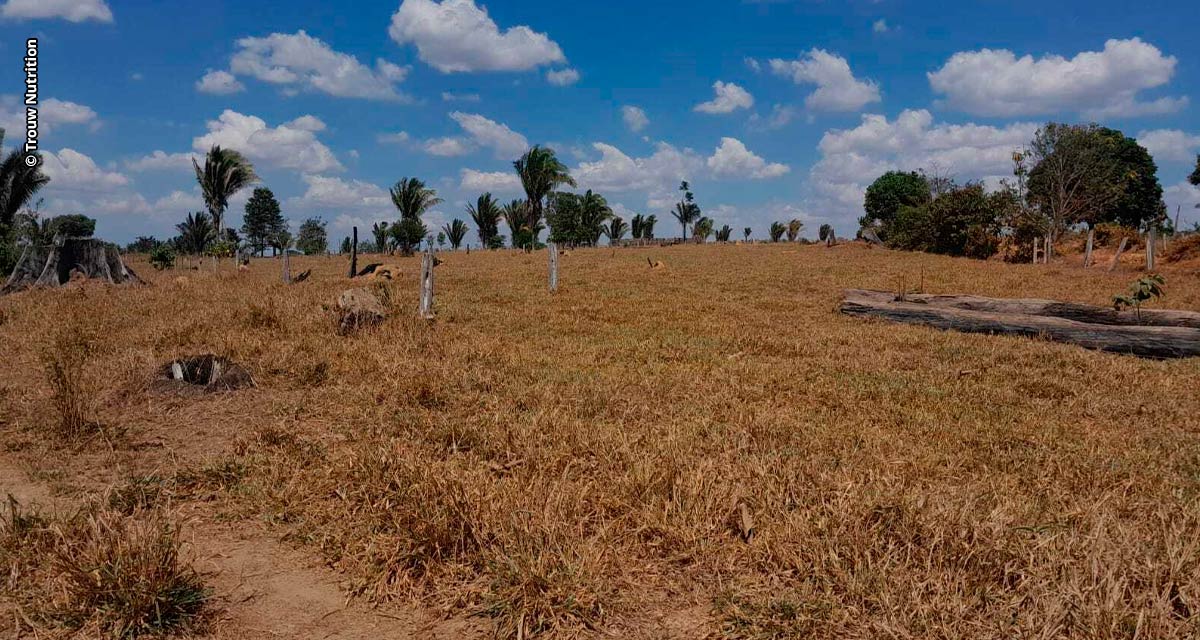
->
<box><xmin>337</xmin><ymin>287</ymin><xmax>387</xmax><ymax>335</ymax></box>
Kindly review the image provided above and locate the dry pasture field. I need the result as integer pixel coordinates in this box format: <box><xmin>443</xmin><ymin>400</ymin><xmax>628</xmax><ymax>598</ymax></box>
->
<box><xmin>2</xmin><ymin>242</ymin><xmax>1200</xmax><ymax>639</ymax></box>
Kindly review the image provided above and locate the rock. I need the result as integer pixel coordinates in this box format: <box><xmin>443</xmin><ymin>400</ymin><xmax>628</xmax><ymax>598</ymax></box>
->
<box><xmin>336</xmin><ymin>288</ymin><xmax>387</xmax><ymax>335</ymax></box>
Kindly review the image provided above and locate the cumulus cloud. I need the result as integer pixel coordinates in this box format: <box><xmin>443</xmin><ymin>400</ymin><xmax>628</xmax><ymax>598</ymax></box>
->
<box><xmin>377</xmin><ymin>131</ymin><xmax>411</xmax><ymax>144</ymax></box>
<box><xmin>423</xmin><ymin>136</ymin><xmax>472</xmax><ymax>156</ymax></box>
<box><xmin>288</xmin><ymin>174</ymin><xmax>391</xmax><ymax>212</ymax></box>
<box><xmin>0</xmin><ymin>0</ymin><xmax>111</xmax><ymax>22</ymax></box>
<box><xmin>196</xmin><ymin>70</ymin><xmax>244</xmax><ymax>95</ymax></box>
<box><xmin>694</xmin><ymin>81</ymin><xmax>754</xmax><ymax>114</ymax></box>
<box><xmin>449</xmin><ymin>111</ymin><xmax>528</xmax><ymax>157</ymax></box>
<box><xmin>706</xmin><ymin>138</ymin><xmax>790</xmax><ymax>179</ymax></box>
<box><xmin>0</xmin><ymin>97</ymin><xmax>99</xmax><ymax>135</ymax></box>
<box><xmin>388</xmin><ymin>0</ymin><xmax>565</xmax><ymax>73</ymax></box>
<box><xmin>872</xmin><ymin>19</ymin><xmax>889</xmax><ymax>33</ymax></box>
<box><xmin>748</xmin><ymin>104</ymin><xmax>797</xmax><ymax>131</ymax></box>
<box><xmin>192</xmin><ymin>110</ymin><xmax>343</xmax><ymax>174</ymax></box>
<box><xmin>226</xmin><ymin>30</ymin><xmax>409</xmax><ymax>100</ymax></box>
<box><xmin>441</xmin><ymin>91</ymin><xmax>481</xmax><ymax>102</ymax></box>
<box><xmin>928</xmin><ymin>38</ymin><xmax>1185</xmax><ymax>118</ymax></box>
<box><xmin>546</xmin><ymin>68</ymin><xmax>580</xmax><ymax>86</ymax></box>
<box><xmin>39</xmin><ymin>148</ymin><xmax>129</xmax><ymax>192</ymax></box>
<box><xmin>1137</xmin><ymin>129</ymin><xmax>1200</xmax><ymax>164</ymax></box>
<box><xmin>769</xmin><ymin>49</ymin><xmax>880</xmax><ymax>112</ymax></box>
<box><xmin>125</xmin><ymin>150</ymin><xmax>197</xmax><ymax>172</ymax></box>
<box><xmin>621</xmin><ymin>106</ymin><xmax>649</xmax><ymax>132</ymax></box>
<box><xmin>459</xmin><ymin>168</ymin><xmax>522</xmax><ymax>193</ymax></box>
<box><xmin>810</xmin><ymin>109</ymin><xmax>1037</xmax><ymax>218</ymax></box>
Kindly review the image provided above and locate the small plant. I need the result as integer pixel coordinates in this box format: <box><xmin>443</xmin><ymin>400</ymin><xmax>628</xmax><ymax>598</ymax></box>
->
<box><xmin>1113</xmin><ymin>274</ymin><xmax>1165</xmax><ymax>322</ymax></box>
<box><xmin>148</xmin><ymin>244</ymin><xmax>175</xmax><ymax>270</ymax></box>
<box><xmin>40</xmin><ymin>327</ymin><xmax>101</xmax><ymax>439</ymax></box>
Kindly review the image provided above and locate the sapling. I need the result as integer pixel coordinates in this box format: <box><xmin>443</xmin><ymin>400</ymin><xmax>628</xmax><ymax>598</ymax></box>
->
<box><xmin>1113</xmin><ymin>274</ymin><xmax>1165</xmax><ymax>323</ymax></box>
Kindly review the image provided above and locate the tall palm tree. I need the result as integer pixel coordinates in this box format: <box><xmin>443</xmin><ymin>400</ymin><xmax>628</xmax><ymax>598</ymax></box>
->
<box><xmin>694</xmin><ymin>217</ymin><xmax>714</xmax><ymax>243</ymax></box>
<box><xmin>672</xmin><ymin>201</ymin><xmax>700</xmax><ymax>240</ymax></box>
<box><xmin>193</xmin><ymin>145</ymin><xmax>258</xmax><ymax>236</ymax></box>
<box><xmin>716</xmin><ymin>224</ymin><xmax>732</xmax><ymax>242</ymax></box>
<box><xmin>389</xmin><ymin>177</ymin><xmax>442</xmax><ymax>256</ymax></box>
<box><xmin>743</xmin><ymin>227</ymin><xmax>752</xmax><ymax>242</ymax></box>
<box><xmin>513</xmin><ymin>145</ymin><xmax>575</xmax><ymax>247</ymax></box>
<box><xmin>443</xmin><ymin>219</ymin><xmax>469</xmax><ymax>250</ymax></box>
<box><xmin>371</xmin><ymin>221</ymin><xmax>389</xmax><ymax>253</ymax></box>
<box><xmin>502</xmin><ymin>199</ymin><xmax>528</xmax><ymax>248</ymax></box>
<box><xmin>604</xmin><ymin>217</ymin><xmax>629</xmax><ymax>244</ymax></box>
<box><xmin>467</xmin><ymin>192</ymin><xmax>502</xmax><ymax>248</ymax></box>
<box><xmin>630</xmin><ymin>213</ymin><xmax>645</xmax><ymax>239</ymax></box>
<box><xmin>769</xmin><ymin>221</ymin><xmax>786</xmax><ymax>242</ymax></box>
<box><xmin>786</xmin><ymin>219</ymin><xmax>804</xmax><ymax>242</ymax></box>
<box><xmin>0</xmin><ymin>133</ymin><xmax>50</xmax><ymax>235</ymax></box>
<box><xmin>578</xmin><ymin>190</ymin><xmax>613</xmax><ymax>245</ymax></box>
<box><xmin>643</xmin><ymin>214</ymin><xmax>657</xmax><ymax>239</ymax></box>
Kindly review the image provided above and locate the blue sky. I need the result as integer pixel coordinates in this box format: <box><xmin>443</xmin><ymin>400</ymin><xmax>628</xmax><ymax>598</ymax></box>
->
<box><xmin>2</xmin><ymin>0</ymin><xmax>1198</xmax><ymax>244</ymax></box>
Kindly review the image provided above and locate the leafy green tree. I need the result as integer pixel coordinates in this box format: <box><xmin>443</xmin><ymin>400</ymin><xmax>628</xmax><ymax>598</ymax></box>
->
<box><xmin>269</xmin><ymin>229</ymin><xmax>293</xmax><ymax>255</ymax></box>
<box><xmin>886</xmin><ymin>183</ymin><xmax>1009</xmax><ymax>259</ymax></box>
<box><xmin>371</xmin><ymin>222</ymin><xmax>389</xmax><ymax>253</ymax></box>
<box><xmin>694</xmin><ymin>216</ymin><xmax>713</xmax><ymax>242</ymax></box>
<box><xmin>1095</xmin><ymin>127</ymin><xmax>1164</xmax><ymax>230</ymax></box>
<box><xmin>443</xmin><ymin>218</ymin><xmax>469</xmax><ymax>249</ymax></box>
<box><xmin>389</xmin><ymin>177</ymin><xmax>441</xmax><ymax>255</ymax></box>
<box><xmin>149</xmin><ymin>244</ymin><xmax>175</xmax><ymax>270</ymax></box>
<box><xmin>242</xmin><ymin>187</ymin><xmax>283</xmax><ymax>255</ymax></box>
<box><xmin>467</xmin><ymin>193</ymin><xmax>502</xmax><ymax>248</ymax></box>
<box><xmin>769</xmin><ymin>222</ymin><xmax>786</xmax><ymax>242</ymax></box>
<box><xmin>862</xmin><ymin>171</ymin><xmax>929</xmax><ymax>234</ymax></box>
<box><xmin>127</xmin><ymin>236</ymin><xmax>160</xmax><ymax>253</ymax></box>
<box><xmin>786</xmin><ymin>219</ymin><xmax>803</xmax><ymax>242</ymax></box>
<box><xmin>514</xmin><ymin>146</ymin><xmax>575</xmax><ymax>248</ymax></box>
<box><xmin>296</xmin><ymin>217</ymin><xmax>328</xmax><ymax>254</ymax></box>
<box><xmin>44</xmin><ymin>214</ymin><xmax>96</xmax><ymax>238</ymax></box>
<box><xmin>193</xmin><ymin>145</ymin><xmax>257</xmax><ymax>236</ymax></box>
<box><xmin>176</xmin><ymin>211</ymin><xmax>215</xmax><ymax>254</ymax></box>
<box><xmin>604</xmin><ymin>217</ymin><xmax>629</xmax><ymax>243</ymax></box>
<box><xmin>340</xmin><ymin>236</ymin><xmax>352</xmax><ymax>254</ymax></box>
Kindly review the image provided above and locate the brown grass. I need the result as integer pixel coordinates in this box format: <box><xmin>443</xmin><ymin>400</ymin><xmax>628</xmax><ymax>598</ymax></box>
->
<box><xmin>2</xmin><ymin>243</ymin><xmax>1200</xmax><ymax>638</ymax></box>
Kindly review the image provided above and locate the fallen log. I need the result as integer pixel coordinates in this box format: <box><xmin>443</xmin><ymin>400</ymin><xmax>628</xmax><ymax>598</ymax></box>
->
<box><xmin>840</xmin><ymin>290</ymin><xmax>1200</xmax><ymax>359</ymax></box>
<box><xmin>845</xmin><ymin>290</ymin><xmax>1200</xmax><ymax>329</ymax></box>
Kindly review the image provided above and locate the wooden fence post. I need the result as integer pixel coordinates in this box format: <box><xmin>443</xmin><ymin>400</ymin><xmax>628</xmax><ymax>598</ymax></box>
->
<box><xmin>348</xmin><ymin>226</ymin><xmax>358</xmax><ymax>278</ymax></box>
<box><xmin>1033</xmin><ymin>237</ymin><xmax>1040</xmax><ymax>264</ymax></box>
<box><xmin>418</xmin><ymin>246</ymin><xmax>435</xmax><ymax>319</ymax></box>
<box><xmin>547</xmin><ymin>242</ymin><xmax>559</xmax><ymax>292</ymax></box>
<box><xmin>1083</xmin><ymin>228</ymin><xmax>1095</xmax><ymax>268</ymax></box>
<box><xmin>1044</xmin><ymin>234</ymin><xmax>1053</xmax><ymax>263</ymax></box>
<box><xmin>1108</xmin><ymin>237</ymin><xmax>1129</xmax><ymax>272</ymax></box>
<box><xmin>282</xmin><ymin>248</ymin><xmax>291</xmax><ymax>283</ymax></box>
<box><xmin>1146</xmin><ymin>227</ymin><xmax>1156</xmax><ymax>271</ymax></box>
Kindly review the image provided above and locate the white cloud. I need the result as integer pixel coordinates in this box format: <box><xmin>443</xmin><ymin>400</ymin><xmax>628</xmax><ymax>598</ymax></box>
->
<box><xmin>928</xmin><ymin>38</ymin><xmax>1185</xmax><ymax>118</ymax></box>
<box><xmin>694</xmin><ymin>81</ymin><xmax>754</xmax><ymax>114</ymax></box>
<box><xmin>769</xmin><ymin>49</ymin><xmax>880</xmax><ymax>112</ymax></box>
<box><xmin>546</xmin><ymin>67</ymin><xmax>580</xmax><ymax>86</ymax></box>
<box><xmin>748</xmin><ymin>104</ymin><xmax>797</xmax><ymax>131</ymax></box>
<box><xmin>621</xmin><ymin>106</ymin><xmax>649</xmax><ymax>132</ymax></box>
<box><xmin>441</xmin><ymin>91</ymin><xmax>481</xmax><ymax>102</ymax></box>
<box><xmin>196</xmin><ymin>70</ymin><xmax>245</xmax><ymax>95</ymax></box>
<box><xmin>423</xmin><ymin>136</ymin><xmax>472</xmax><ymax>156</ymax></box>
<box><xmin>377</xmin><ymin>131</ymin><xmax>411</xmax><ymax>144</ymax></box>
<box><xmin>1164</xmin><ymin>181</ymin><xmax>1200</xmax><ymax>228</ymax></box>
<box><xmin>1137</xmin><ymin>129</ymin><xmax>1200</xmax><ymax>164</ymax></box>
<box><xmin>745</xmin><ymin>57</ymin><xmax>762</xmax><ymax>73</ymax></box>
<box><xmin>449</xmin><ymin>111</ymin><xmax>528</xmax><ymax>157</ymax></box>
<box><xmin>706</xmin><ymin>137</ymin><xmax>790</xmax><ymax>179</ymax></box>
<box><xmin>573</xmin><ymin>141</ymin><xmax>705</xmax><ymax>210</ymax></box>
<box><xmin>388</xmin><ymin>0</ymin><xmax>565</xmax><ymax>73</ymax></box>
<box><xmin>810</xmin><ymin>109</ymin><xmax>1037</xmax><ymax>219</ymax></box>
<box><xmin>288</xmin><ymin>174</ymin><xmax>392</xmax><ymax>212</ymax></box>
<box><xmin>1</xmin><ymin>97</ymin><xmax>99</xmax><ymax>135</ymax></box>
<box><xmin>192</xmin><ymin>110</ymin><xmax>343</xmax><ymax>174</ymax></box>
<box><xmin>1</xmin><ymin>0</ymin><xmax>111</xmax><ymax>22</ymax></box>
<box><xmin>40</xmin><ymin>148</ymin><xmax>129</xmax><ymax>192</ymax></box>
<box><xmin>228</xmin><ymin>30</ymin><xmax>409</xmax><ymax>100</ymax></box>
<box><xmin>459</xmin><ymin>168</ymin><xmax>522</xmax><ymax>193</ymax></box>
<box><xmin>125</xmin><ymin>150</ymin><xmax>196</xmax><ymax>172</ymax></box>
<box><xmin>873</xmin><ymin>19</ymin><xmax>889</xmax><ymax>33</ymax></box>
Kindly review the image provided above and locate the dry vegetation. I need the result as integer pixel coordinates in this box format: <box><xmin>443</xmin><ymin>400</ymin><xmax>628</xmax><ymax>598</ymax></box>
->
<box><xmin>2</xmin><ymin>242</ymin><xmax>1200</xmax><ymax>638</ymax></box>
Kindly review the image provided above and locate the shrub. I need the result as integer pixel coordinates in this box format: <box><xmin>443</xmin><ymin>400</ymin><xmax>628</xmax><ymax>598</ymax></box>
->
<box><xmin>1094</xmin><ymin>222</ymin><xmax>1140</xmax><ymax>248</ymax></box>
<box><xmin>40</xmin><ymin>327</ymin><xmax>101</xmax><ymax>439</ymax></box>
<box><xmin>148</xmin><ymin>244</ymin><xmax>175</xmax><ymax>270</ymax></box>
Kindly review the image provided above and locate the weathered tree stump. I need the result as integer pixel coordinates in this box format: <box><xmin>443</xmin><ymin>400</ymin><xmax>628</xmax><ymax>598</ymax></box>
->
<box><xmin>3</xmin><ymin>236</ymin><xmax>145</xmax><ymax>294</ymax></box>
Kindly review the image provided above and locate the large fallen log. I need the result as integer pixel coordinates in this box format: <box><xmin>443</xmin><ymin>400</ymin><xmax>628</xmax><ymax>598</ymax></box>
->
<box><xmin>844</xmin><ymin>290</ymin><xmax>1200</xmax><ymax>329</ymax></box>
<box><xmin>840</xmin><ymin>290</ymin><xmax>1200</xmax><ymax>359</ymax></box>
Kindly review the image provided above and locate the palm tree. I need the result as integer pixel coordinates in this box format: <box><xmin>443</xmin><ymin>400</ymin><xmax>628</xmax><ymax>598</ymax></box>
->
<box><xmin>176</xmin><ymin>211</ymin><xmax>216</xmax><ymax>254</ymax></box>
<box><xmin>643</xmin><ymin>214</ymin><xmax>658</xmax><ymax>239</ymax></box>
<box><xmin>513</xmin><ymin>145</ymin><xmax>575</xmax><ymax>248</ymax></box>
<box><xmin>389</xmin><ymin>177</ymin><xmax>442</xmax><ymax>256</ymax></box>
<box><xmin>371</xmin><ymin>221</ymin><xmax>389</xmax><ymax>253</ymax></box>
<box><xmin>467</xmin><ymin>193</ymin><xmax>502</xmax><ymax>249</ymax></box>
<box><xmin>715</xmin><ymin>224</ymin><xmax>732</xmax><ymax>242</ymax></box>
<box><xmin>769</xmin><ymin>221</ymin><xmax>786</xmax><ymax>242</ymax></box>
<box><xmin>603</xmin><ymin>217</ymin><xmax>629</xmax><ymax>244</ymax></box>
<box><xmin>579</xmin><ymin>190</ymin><xmax>613</xmax><ymax>245</ymax></box>
<box><xmin>630</xmin><ymin>213</ymin><xmax>645</xmax><ymax>239</ymax></box>
<box><xmin>0</xmin><ymin>132</ymin><xmax>50</xmax><ymax>235</ymax></box>
<box><xmin>743</xmin><ymin>227</ymin><xmax>752</xmax><ymax>242</ymax></box>
<box><xmin>786</xmin><ymin>219</ymin><xmax>804</xmax><ymax>242</ymax></box>
<box><xmin>193</xmin><ymin>145</ymin><xmax>258</xmax><ymax>236</ymax></box>
<box><xmin>502</xmin><ymin>199</ymin><xmax>528</xmax><ymax>248</ymax></box>
<box><xmin>443</xmin><ymin>219</ymin><xmax>469</xmax><ymax>250</ymax></box>
<box><xmin>694</xmin><ymin>217</ymin><xmax>714</xmax><ymax>242</ymax></box>
<box><xmin>672</xmin><ymin>201</ymin><xmax>700</xmax><ymax>240</ymax></box>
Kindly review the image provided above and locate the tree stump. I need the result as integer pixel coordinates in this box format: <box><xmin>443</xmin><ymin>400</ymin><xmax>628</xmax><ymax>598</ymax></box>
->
<box><xmin>3</xmin><ymin>236</ymin><xmax>145</xmax><ymax>294</ymax></box>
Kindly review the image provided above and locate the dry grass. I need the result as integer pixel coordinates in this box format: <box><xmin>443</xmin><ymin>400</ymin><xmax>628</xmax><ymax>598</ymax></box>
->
<box><xmin>2</xmin><ymin>243</ymin><xmax>1200</xmax><ymax>638</ymax></box>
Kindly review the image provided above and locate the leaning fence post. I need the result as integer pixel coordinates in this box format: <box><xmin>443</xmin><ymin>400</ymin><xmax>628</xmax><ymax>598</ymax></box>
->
<box><xmin>1108</xmin><ymin>237</ymin><xmax>1129</xmax><ymax>272</ymax></box>
<box><xmin>1083</xmin><ymin>228</ymin><xmax>1095</xmax><ymax>268</ymax></box>
<box><xmin>1146</xmin><ymin>227</ymin><xmax>1156</xmax><ymax>271</ymax></box>
<box><xmin>418</xmin><ymin>246</ymin><xmax>435</xmax><ymax>319</ymax></box>
<box><xmin>547</xmin><ymin>242</ymin><xmax>559</xmax><ymax>292</ymax></box>
<box><xmin>348</xmin><ymin>226</ymin><xmax>358</xmax><ymax>278</ymax></box>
